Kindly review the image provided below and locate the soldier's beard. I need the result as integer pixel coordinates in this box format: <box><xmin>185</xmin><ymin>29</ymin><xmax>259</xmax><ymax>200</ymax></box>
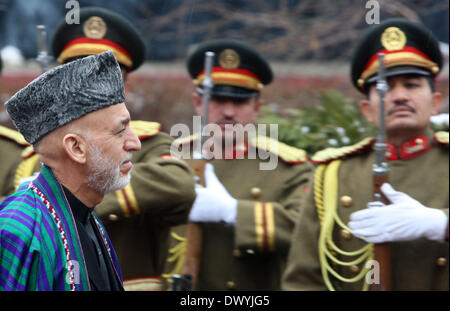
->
<box><xmin>86</xmin><ymin>145</ymin><xmax>132</xmax><ymax>195</ymax></box>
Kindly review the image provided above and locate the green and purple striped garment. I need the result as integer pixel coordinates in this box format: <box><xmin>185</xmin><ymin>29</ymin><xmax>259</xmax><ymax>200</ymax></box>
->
<box><xmin>0</xmin><ymin>165</ymin><xmax>122</xmax><ymax>290</ymax></box>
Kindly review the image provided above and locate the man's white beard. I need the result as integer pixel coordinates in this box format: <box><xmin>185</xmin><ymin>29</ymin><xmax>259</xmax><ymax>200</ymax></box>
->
<box><xmin>86</xmin><ymin>145</ymin><xmax>132</xmax><ymax>195</ymax></box>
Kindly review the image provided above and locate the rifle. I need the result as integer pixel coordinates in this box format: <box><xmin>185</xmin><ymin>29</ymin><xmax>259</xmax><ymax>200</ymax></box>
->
<box><xmin>178</xmin><ymin>51</ymin><xmax>215</xmax><ymax>290</ymax></box>
<box><xmin>370</xmin><ymin>53</ymin><xmax>392</xmax><ymax>291</ymax></box>
<box><xmin>36</xmin><ymin>25</ymin><xmax>53</xmax><ymax>73</ymax></box>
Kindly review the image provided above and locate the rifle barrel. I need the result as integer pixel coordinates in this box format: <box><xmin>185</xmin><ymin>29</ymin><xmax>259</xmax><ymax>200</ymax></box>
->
<box><xmin>36</xmin><ymin>25</ymin><xmax>52</xmax><ymax>73</ymax></box>
<box><xmin>374</xmin><ymin>53</ymin><xmax>389</xmax><ymax>173</ymax></box>
<box><xmin>199</xmin><ymin>51</ymin><xmax>215</xmax><ymax>158</ymax></box>
<box><xmin>371</xmin><ymin>52</ymin><xmax>392</xmax><ymax>291</ymax></box>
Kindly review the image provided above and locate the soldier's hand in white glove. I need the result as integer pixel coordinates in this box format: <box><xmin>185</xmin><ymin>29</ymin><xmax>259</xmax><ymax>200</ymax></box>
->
<box><xmin>348</xmin><ymin>183</ymin><xmax>448</xmax><ymax>243</ymax></box>
<box><xmin>188</xmin><ymin>163</ymin><xmax>237</xmax><ymax>224</ymax></box>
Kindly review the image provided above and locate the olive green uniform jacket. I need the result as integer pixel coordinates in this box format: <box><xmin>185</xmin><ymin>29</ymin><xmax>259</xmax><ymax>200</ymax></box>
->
<box><xmin>164</xmin><ymin>136</ymin><xmax>313</xmax><ymax>290</ymax></box>
<box><xmin>0</xmin><ymin>125</ymin><xmax>29</xmax><ymax>202</ymax></box>
<box><xmin>12</xmin><ymin>121</ymin><xmax>196</xmax><ymax>291</ymax></box>
<box><xmin>282</xmin><ymin>131</ymin><xmax>449</xmax><ymax>291</ymax></box>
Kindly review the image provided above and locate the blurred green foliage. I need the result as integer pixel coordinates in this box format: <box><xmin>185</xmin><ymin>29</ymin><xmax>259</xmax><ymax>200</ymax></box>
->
<box><xmin>430</xmin><ymin>116</ymin><xmax>450</xmax><ymax>132</ymax></box>
<box><xmin>258</xmin><ymin>90</ymin><xmax>377</xmax><ymax>155</ymax></box>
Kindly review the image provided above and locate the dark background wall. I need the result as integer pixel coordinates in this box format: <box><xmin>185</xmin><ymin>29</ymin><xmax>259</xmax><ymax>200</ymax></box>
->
<box><xmin>0</xmin><ymin>0</ymin><xmax>448</xmax><ymax>61</ymax></box>
<box><xmin>1</xmin><ymin>0</ymin><xmax>448</xmax><ymax>134</ymax></box>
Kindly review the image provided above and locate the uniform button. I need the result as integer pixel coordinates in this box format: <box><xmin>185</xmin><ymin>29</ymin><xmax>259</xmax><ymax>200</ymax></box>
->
<box><xmin>431</xmin><ymin>65</ymin><xmax>439</xmax><ymax>74</ymax></box>
<box><xmin>437</xmin><ymin>257</ymin><xmax>447</xmax><ymax>267</ymax></box>
<box><xmin>226</xmin><ymin>281</ymin><xmax>236</xmax><ymax>290</ymax></box>
<box><xmin>246</xmin><ymin>249</ymin><xmax>255</xmax><ymax>255</ymax></box>
<box><xmin>340</xmin><ymin>229</ymin><xmax>352</xmax><ymax>240</ymax></box>
<box><xmin>340</xmin><ymin>195</ymin><xmax>353</xmax><ymax>207</ymax></box>
<box><xmin>350</xmin><ymin>265</ymin><xmax>360</xmax><ymax>273</ymax></box>
<box><xmin>108</xmin><ymin>214</ymin><xmax>119</xmax><ymax>221</ymax></box>
<box><xmin>250</xmin><ymin>187</ymin><xmax>262</xmax><ymax>199</ymax></box>
<box><xmin>232</xmin><ymin>249</ymin><xmax>242</xmax><ymax>257</ymax></box>
<box><xmin>357</xmin><ymin>78</ymin><xmax>365</xmax><ymax>87</ymax></box>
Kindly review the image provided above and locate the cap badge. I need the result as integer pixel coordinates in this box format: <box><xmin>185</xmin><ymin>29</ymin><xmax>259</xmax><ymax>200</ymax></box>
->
<box><xmin>381</xmin><ymin>26</ymin><xmax>406</xmax><ymax>51</ymax></box>
<box><xmin>83</xmin><ymin>16</ymin><xmax>107</xmax><ymax>40</ymax></box>
<box><xmin>219</xmin><ymin>49</ymin><xmax>240</xmax><ymax>69</ymax></box>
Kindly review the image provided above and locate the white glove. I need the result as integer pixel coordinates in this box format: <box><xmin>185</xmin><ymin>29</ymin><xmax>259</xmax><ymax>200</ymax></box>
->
<box><xmin>348</xmin><ymin>183</ymin><xmax>448</xmax><ymax>243</ymax></box>
<box><xmin>188</xmin><ymin>163</ymin><xmax>238</xmax><ymax>224</ymax></box>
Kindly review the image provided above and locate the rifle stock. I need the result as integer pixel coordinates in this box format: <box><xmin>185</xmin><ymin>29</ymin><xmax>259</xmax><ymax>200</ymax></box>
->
<box><xmin>371</xmin><ymin>173</ymin><xmax>392</xmax><ymax>291</ymax></box>
<box><xmin>181</xmin><ymin>160</ymin><xmax>206</xmax><ymax>290</ymax></box>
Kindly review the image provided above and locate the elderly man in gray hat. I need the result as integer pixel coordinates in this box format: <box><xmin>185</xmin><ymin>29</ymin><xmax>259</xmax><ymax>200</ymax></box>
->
<box><xmin>0</xmin><ymin>51</ymin><xmax>141</xmax><ymax>291</ymax></box>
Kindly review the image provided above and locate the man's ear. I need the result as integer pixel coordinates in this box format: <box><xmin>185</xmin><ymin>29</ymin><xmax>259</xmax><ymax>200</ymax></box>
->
<box><xmin>360</xmin><ymin>99</ymin><xmax>375</xmax><ymax>124</ymax></box>
<box><xmin>254</xmin><ymin>97</ymin><xmax>263</xmax><ymax>114</ymax></box>
<box><xmin>192</xmin><ymin>92</ymin><xmax>203</xmax><ymax>116</ymax></box>
<box><xmin>62</xmin><ymin>133</ymin><xmax>88</xmax><ymax>164</ymax></box>
<box><xmin>431</xmin><ymin>91</ymin><xmax>443</xmax><ymax>115</ymax></box>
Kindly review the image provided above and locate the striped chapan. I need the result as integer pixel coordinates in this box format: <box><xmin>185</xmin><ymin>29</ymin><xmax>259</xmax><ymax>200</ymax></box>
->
<box><xmin>0</xmin><ymin>165</ymin><xmax>122</xmax><ymax>290</ymax></box>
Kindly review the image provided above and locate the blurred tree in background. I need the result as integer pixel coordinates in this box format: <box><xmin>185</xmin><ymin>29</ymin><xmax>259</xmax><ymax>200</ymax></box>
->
<box><xmin>258</xmin><ymin>90</ymin><xmax>377</xmax><ymax>154</ymax></box>
<box><xmin>258</xmin><ymin>89</ymin><xmax>448</xmax><ymax>155</ymax></box>
<box><xmin>1</xmin><ymin>0</ymin><xmax>448</xmax><ymax>144</ymax></box>
<box><xmin>0</xmin><ymin>0</ymin><xmax>448</xmax><ymax>61</ymax></box>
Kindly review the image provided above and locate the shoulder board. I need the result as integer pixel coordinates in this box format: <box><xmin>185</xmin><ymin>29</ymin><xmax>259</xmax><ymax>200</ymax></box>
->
<box><xmin>0</xmin><ymin>125</ymin><xmax>29</xmax><ymax>146</ymax></box>
<box><xmin>174</xmin><ymin>133</ymin><xmax>199</xmax><ymax>146</ymax></box>
<box><xmin>434</xmin><ymin>131</ymin><xmax>449</xmax><ymax>145</ymax></box>
<box><xmin>312</xmin><ymin>137</ymin><xmax>375</xmax><ymax>164</ymax></box>
<box><xmin>21</xmin><ymin>145</ymin><xmax>36</xmax><ymax>159</ymax></box>
<box><xmin>130</xmin><ymin>121</ymin><xmax>161</xmax><ymax>140</ymax></box>
<box><xmin>250</xmin><ymin>135</ymin><xmax>308</xmax><ymax>164</ymax></box>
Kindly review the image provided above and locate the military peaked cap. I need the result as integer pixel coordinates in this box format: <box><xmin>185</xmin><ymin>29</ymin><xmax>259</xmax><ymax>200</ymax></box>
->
<box><xmin>5</xmin><ymin>51</ymin><xmax>125</xmax><ymax>144</ymax></box>
<box><xmin>351</xmin><ymin>18</ymin><xmax>442</xmax><ymax>93</ymax></box>
<box><xmin>187</xmin><ymin>39</ymin><xmax>273</xmax><ymax>98</ymax></box>
<box><xmin>52</xmin><ymin>7</ymin><xmax>146</xmax><ymax>72</ymax></box>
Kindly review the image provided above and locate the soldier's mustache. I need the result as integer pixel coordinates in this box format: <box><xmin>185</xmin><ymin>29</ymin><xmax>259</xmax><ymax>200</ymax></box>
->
<box><xmin>387</xmin><ymin>102</ymin><xmax>416</xmax><ymax>115</ymax></box>
<box><xmin>217</xmin><ymin>119</ymin><xmax>237</xmax><ymax>125</ymax></box>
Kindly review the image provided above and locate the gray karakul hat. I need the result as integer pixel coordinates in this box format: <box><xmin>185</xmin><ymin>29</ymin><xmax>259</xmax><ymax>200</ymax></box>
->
<box><xmin>5</xmin><ymin>50</ymin><xmax>125</xmax><ymax>144</ymax></box>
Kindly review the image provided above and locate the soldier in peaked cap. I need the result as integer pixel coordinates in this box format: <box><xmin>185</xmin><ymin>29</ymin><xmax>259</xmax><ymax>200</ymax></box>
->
<box><xmin>10</xmin><ymin>7</ymin><xmax>196</xmax><ymax>291</ymax></box>
<box><xmin>283</xmin><ymin>18</ymin><xmax>448</xmax><ymax>291</ymax></box>
<box><xmin>163</xmin><ymin>39</ymin><xmax>313</xmax><ymax>290</ymax></box>
<box><xmin>187</xmin><ymin>39</ymin><xmax>273</xmax><ymax>98</ymax></box>
<box><xmin>0</xmin><ymin>51</ymin><xmax>141</xmax><ymax>291</ymax></box>
<box><xmin>52</xmin><ymin>6</ymin><xmax>146</xmax><ymax>75</ymax></box>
